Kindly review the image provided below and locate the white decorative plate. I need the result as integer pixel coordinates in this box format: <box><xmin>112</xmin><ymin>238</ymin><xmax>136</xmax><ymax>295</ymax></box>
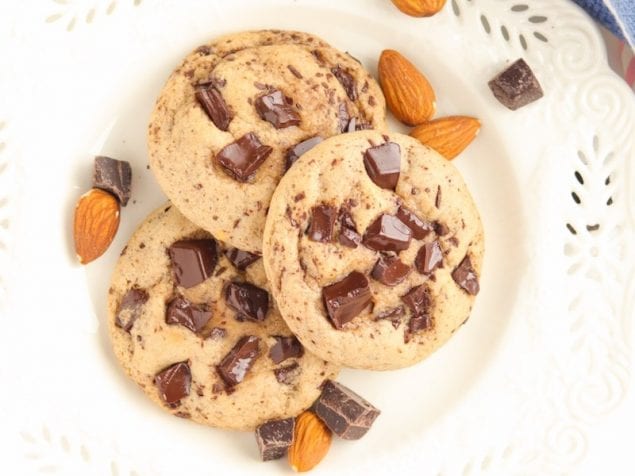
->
<box><xmin>0</xmin><ymin>0</ymin><xmax>633</xmax><ymax>474</ymax></box>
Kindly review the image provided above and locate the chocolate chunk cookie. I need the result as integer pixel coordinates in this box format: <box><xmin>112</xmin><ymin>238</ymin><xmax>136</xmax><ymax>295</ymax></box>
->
<box><xmin>263</xmin><ymin>131</ymin><xmax>484</xmax><ymax>370</ymax></box>
<box><xmin>148</xmin><ymin>30</ymin><xmax>387</xmax><ymax>253</ymax></box>
<box><xmin>108</xmin><ymin>205</ymin><xmax>338</xmax><ymax>430</ymax></box>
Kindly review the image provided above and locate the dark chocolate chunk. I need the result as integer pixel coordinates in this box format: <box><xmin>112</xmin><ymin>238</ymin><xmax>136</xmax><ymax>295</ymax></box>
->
<box><xmin>331</xmin><ymin>65</ymin><xmax>358</xmax><ymax>101</ymax></box>
<box><xmin>363</xmin><ymin>142</ymin><xmax>401</xmax><ymax>190</ymax></box>
<box><xmin>371</xmin><ymin>255</ymin><xmax>411</xmax><ymax>286</ymax></box>
<box><xmin>337</xmin><ymin>103</ymin><xmax>350</xmax><ymax>132</ymax></box>
<box><xmin>216</xmin><ymin>132</ymin><xmax>273</xmax><ymax>182</ymax></box>
<box><xmin>285</xmin><ymin>136</ymin><xmax>323</xmax><ymax>171</ymax></box>
<box><xmin>93</xmin><ymin>156</ymin><xmax>132</xmax><ymax>206</ymax></box>
<box><xmin>195</xmin><ymin>84</ymin><xmax>232</xmax><ymax>130</ymax></box>
<box><xmin>452</xmin><ymin>256</ymin><xmax>480</xmax><ymax>295</ymax></box>
<box><xmin>415</xmin><ymin>240</ymin><xmax>443</xmax><ymax>275</ymax></box>
<box><xmin>224</xmin><ymin>248</ymin><xmax>261</xmax><ymax>270</ymax></box>
<box><xmin>488</xmin><ymin>58</ymin><xmax>544</xmax><ymax>110</ymax></box>
<box><xmin>255</xmin><ymin>418</ymin><xmax>295</xmax><ymax>461</ymax></box>
<box><xmin>322</xmin><ymin>271</ymin><xmax>372</xmax><ymax>329</ymax></box>
<box><xmin>313</xmin><ymin>380</ymin><xmax>380</xmax><ymax>440</ymax></box>
<box><xmin>217</xmin><ymin>335</ymin><xmax>260</xmax><ymax>386</ymax></box>
<box><xmin>434</xmin><ymin>221</ymin><xmax>450</xmax><ymax>236</ymax></box>
<box><xmin>375</xmin><ymin>306</ymin><xmax>404</xmax><ymax>329</ymax></box>
<box><xmin>401</xmin><ymin>284</ymin><xmax>430</xmax><ymax>317</ymax></box>
<box><xmin>308</xmin><ymin>204</ymin><xmax>337</xmax><ymax>243</ymax></box>
<box><xmin>287</xmin><ymin>65</ymin><xmax>303</xmax><ymax>79</ymax></box>
<box><xmin>338</xmin><ymin>208</ymin><xmax>361</xmax><ymax>248</ymax></box>
<box><xmin>224</xmin><ymin>282</ymin><xmax>269</xmax><ymax>322</ymax></box>
<box><xmin>168</xmin><ymin>239</ymin><xmax>218</xmax><ymax>288</ymax></box>
<box><xmin>115</xmin><ymin>288</ymin><xmax>148</xmax><ymax>332</ymax></box>
<box><xmin>435</xmin><ymin>185</ymin><xmax>442</xmax><ymax>209</ymax></box>
<box><xmin>396</xmin><ymin>206</ymin><xmax>433</xmax><ymax>239</ymax></box>
<box><xmin>401</xmin><ymin>285</ymin><xmax>432</xmax><ymax>343</ymax></box>
<box><xmin>362</xmin><ymin>214</ymin><xmax>412</xmax><ymax>252</ymax></box>
<box><xmin>405</xmin><ymin>313</ymin><xmax>432</xmax><ymax>343</ymax></box>
<box><xmin>165</xmin><ymin>296</ymin><xmax>212</xmax><ymax>333</ymax></box>
<box><xmin>274</xmin><ymin>362</ymin><xmax>301</xmax><ymax>385</ymax></box>
<box><xmin>255</xmin><ymin>90</ymin><xmax>301</xmax><ymax>129</ymax></box>
<box><xmin>269</xmin><ymin>336</ymin><xmax>304</xmax><ymax>364</ymax></box>
<box><xmin>154</xmin><ymin>361</ymin><xmax>191</xmax><ymax>407</ymax></box>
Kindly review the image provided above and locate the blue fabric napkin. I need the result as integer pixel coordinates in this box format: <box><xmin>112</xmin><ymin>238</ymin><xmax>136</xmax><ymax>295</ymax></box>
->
<box><xmin>573</xmin><ymin>0</ymin><xmax>635</xmax><ymax>47</ymax></box>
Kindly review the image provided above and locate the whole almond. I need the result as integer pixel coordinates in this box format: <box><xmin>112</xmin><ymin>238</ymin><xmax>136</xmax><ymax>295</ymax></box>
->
<box><xmin>391</xmin><ymin>0</ymin><xmax>447</xmax><ymax>17</ymax></box>
<box><xmin>378</xmin><ymin>49</ymin><xmax>436</xmax><ymax>126</ymax></box>
<box><xmin>73</xmin><ymin>188</ymin><xmax>120</xmax><ymax>264</ymax></box>
<box><xmin>410</xmin><ymin>116</ymin><xmax>481</xmax><ymax>160</ymax></box>
<box><xmin>288</xmin><ymin>411</ymin><xmax>332</xmax><ymax>472</ymax></box>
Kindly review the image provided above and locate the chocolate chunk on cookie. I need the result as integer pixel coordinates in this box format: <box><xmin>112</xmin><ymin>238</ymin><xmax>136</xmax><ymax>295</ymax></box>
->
<box><xmin>322</xmin><ymin>271</ymin><xmax>372</xmax><ymax>329</ymax></box>
<box><xmin>168</xmin><ymin>239</ymin><xmax>218</xmax><ymax>288</ymax></box>
<box><xmin>155</xmin><ymin>361</ymin><xmax>191</xmax><ymax>408</ymax></box>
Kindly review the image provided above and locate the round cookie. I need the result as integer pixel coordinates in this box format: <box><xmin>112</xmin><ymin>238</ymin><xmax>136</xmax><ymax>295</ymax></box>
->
<box><xmin>263</xmin><ymin>131</ymin><xmax>484</xmax><ymax>370</ymax></box>
<box><xmin>108</xmin><ymin>204</ymin><xmax>339</xmax><ymax>431</ymax></box>
<box><xmin>148</xmin><ymin>29</ymin><xmax>387</xmax><ymax>253</ymax></box>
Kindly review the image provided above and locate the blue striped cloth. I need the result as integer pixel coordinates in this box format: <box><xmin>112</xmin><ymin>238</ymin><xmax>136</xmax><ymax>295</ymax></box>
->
<box><xmin>572</xmin><ymin>0</ymin><xmax>635</xmax><ymax>47</ymax></box>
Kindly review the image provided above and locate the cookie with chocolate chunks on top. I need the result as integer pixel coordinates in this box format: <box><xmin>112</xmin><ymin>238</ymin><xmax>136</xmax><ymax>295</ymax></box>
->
<box><xmin>263</xmin><ymin>131</ymin><xmax>483</xmax><ymax>370</ymax></box>
<box><xmin>149</xmin><ymin>30</ymin><xmax>387</xmax><ymax>253</ymax></box>
<box><xmin>108</xmin><ymin>204</ymin><xmax>338</xmax><ymax>430</ymax></box>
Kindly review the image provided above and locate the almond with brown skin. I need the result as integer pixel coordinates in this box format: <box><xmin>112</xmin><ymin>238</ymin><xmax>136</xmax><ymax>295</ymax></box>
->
<box><xmin>410</xmin><ymin>116</ymin><xmax>481</xmax><ymax>160</ymax></box>
<box><xmin>288</xmin><ymin>411</ymin><xmax>332</xmax><ymax>472</ymax></box>
<box><xmin>391</xmin><ymin>0</ymin><xmax>447</xmax><ymax>17</ymax></box>
<box><xmin>378</xmin><ymin>49</ymin><xmax>436</xmax><ymax>126</ymax></box>
<box><xmin>73</xmin><ymin>188</ymin><xmax>120</xmax><ymax>264</ymax></box>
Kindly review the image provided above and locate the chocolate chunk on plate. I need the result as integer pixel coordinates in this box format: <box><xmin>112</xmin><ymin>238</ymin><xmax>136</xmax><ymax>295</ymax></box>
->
<box><xmin>255</xmin><ymin>417</ymin><xmax>295</xmax><ymax>461</ymax></box>
<box><xmin>415</xmin><ymin>240</ymin><xmax>443</xmax><ymax>275</ymax></box>
<box><xmin>371</xmin><ymin>255</ymin><xmax>411</xmax><ymax>286</ymax></box>
<box><xmin>165</xmin><ymin>296</ymin><xmax>212</xmax><ymax>333</ymax></box>
<box><xmin>269</xmin><ymin>335</ymin><xmax>304</xmax><ymax>364</ymax></box>
<box><xmin>285</xmin><ymin>136</ymin><xmax>323</xmax><ymax>171</ymax></box>
<box><xmin>322</xmin><ymin>271</ymin><xmax>372</xmax><ymax>329</ymax></box>
<box><xmin>93</xmin><ymin>156</ymin><xmax>132</xmax><ymax>206</ymax></box>
<box><xmin>216</xmin><ymin>132</ymin><xmax>273</xmax><ymax>182</ymax></box>
<box><xmin>154</xmin><ymin>361</ymin><xmax>191</xmax><ymax>408</ymax></box>
<box><xmin>115</xmin><ymin>287</ymin><xmax>148</xmax><ymax>332</ymax></box>
<box><xmin>195</xmin><ymin>83</ymin><xmax>233</xmax><ymax>131</ymax></box>
<box><xmin>362</xmin><ymin>213</ymin><xmax>412</xmax><ymax>252</ymax></box>
<box><xmin>452</xmin><ymin>255</ymin><xmax>480</xmax><ymax>295</ymax></box>
<box><xmin>255</xmin><ymin>89</ymin><xmax>301</xmax><ymax>129</ymax></box>
<box><xmin>168</xmin><ymin>239</ymin><xmax>218</xmax><ymax>288</ymax></box>
<box><xmin>488</xmin><ymin>58</ymin><xmax>543</xmax><ymax>110</ymax></box>
<box><xmin>224</xmin><ymin>281</ymin><xmax>269</xmax><ymax>322</ymax></box>
<box><xmin>224</xmin><ymin>248</ymin><xmax>261</xmax><ymax>270</ymax></box>
<box><xmin>307</xmin><ymin>204</ymin><xmax>337</xmax><ymax>243</ymax></box>
<box><xmin>363</xmin><ymin>142</ymin><xmax>401</xmax><ymax>190</ymax></box>
<box><xmin>217</xmin><ymin>335</ymin><xmax>260</xmax><ymax>387</ymax></box>
<box><xmin>313</xmin><ymin>380</ymin><xmax>380</xmax><ymax>440</ymax></box>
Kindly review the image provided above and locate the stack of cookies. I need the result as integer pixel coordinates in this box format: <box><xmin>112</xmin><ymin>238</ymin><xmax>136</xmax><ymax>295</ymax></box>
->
<box><xmin>107</xmin><ymin>29</ymin><xmax>483</xmax><ymax>469</ymax></box>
